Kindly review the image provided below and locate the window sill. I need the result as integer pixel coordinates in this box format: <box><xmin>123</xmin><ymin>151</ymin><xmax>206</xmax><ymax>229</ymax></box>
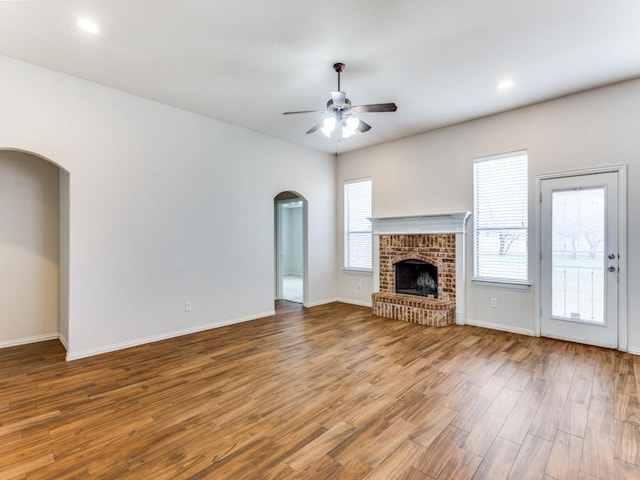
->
<box><xmin>343</xmin><ymin>268</ymin><xmax>373</xmax><ymax>275</ymax></box>
<box><xmin>472</xmin><ymin>278</ymin><xmax>531</xmax><ymax>290</ymax></box>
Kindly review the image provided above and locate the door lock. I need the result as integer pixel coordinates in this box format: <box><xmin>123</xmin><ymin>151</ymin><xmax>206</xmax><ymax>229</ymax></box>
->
<box><xmin>608</xmin><ymin>253</ymin><xmax>617</xmax><ymax>260</ymax></box>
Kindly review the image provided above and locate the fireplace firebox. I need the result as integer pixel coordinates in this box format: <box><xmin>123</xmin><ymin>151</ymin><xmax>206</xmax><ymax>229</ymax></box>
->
<box><xmin>395</xmin><ymin>259</ymin><xmax>438</xmax><ymax>298</ymax></box>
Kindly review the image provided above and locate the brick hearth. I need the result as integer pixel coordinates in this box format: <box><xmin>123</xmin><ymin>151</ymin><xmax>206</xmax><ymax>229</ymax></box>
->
<box><xmin>372</xmin><ymin>293</ymin><xmax>456</xmax><ymax>326</ymax></box>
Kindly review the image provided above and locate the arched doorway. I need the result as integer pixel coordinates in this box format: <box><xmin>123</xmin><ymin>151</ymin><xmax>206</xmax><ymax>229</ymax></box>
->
<box><xmin>274</xmin><ymin>191</ymin><xmax>307</xmax><ymax>304</ymax></box>
<box><xmin>0</xmin><ymin>149</ymin><xmax>69</xmax><ymax>351</ymax></box>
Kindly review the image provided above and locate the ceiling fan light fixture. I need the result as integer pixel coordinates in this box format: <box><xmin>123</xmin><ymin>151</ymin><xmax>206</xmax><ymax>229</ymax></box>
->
<box><xmin>321</xmin><ymin>117</ymin><xmax>336</xmax><ymax>137</ymax></box>
<box><xmin>342</xmin><ymin>116</ymin><xmax>360</xmax><ymax>138</ymax></box>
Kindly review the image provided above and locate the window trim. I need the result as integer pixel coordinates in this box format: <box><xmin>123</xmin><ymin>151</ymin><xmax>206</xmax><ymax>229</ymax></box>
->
<box><xmin>473</xmin><ymin>150</ymin><xmax>529</xmax><ymax>285</ymax></box>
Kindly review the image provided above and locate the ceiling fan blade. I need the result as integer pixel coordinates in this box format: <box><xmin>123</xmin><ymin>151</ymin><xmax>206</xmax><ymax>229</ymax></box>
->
<box><xmin>305</xmin><ymin>122</ymin><xmax>323</xmax><ymax>134</ymax></box>
<box><xmin>283</xmin><ymin>109</ymin><xmax>322</xmax><ymax>115</ymax></box>
<box><xmin>357</xmin><ymin>119</ymin><xmax>372</xmax><ymax>133</ymax></box>
<box><xmin>331</xmin><ymin>91</ymin><xmax>347</xmax><ymax>107</ymax></box>
<box><xmin>352</xmin><ymin>103</ymin><xmax>397</xmax><ymax>113</ymax></box>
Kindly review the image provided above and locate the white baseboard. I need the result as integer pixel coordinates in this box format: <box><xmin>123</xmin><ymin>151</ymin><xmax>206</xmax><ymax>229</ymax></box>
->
<box><xmin>336</xmin><ymin>297</ymin><xmax>372</xmax><ymax>308</ymax></box>
<box><xmin>303</xmin><ymin>298</ymin><xmax>338</xmax><ymax>308</ymax></box>
<box><xmin>465</xmin><ymin>318</ymin><xmax>536</xmax><ymax>337</ymax></box>
<box><xmin>58</xmin><ymin>333</ymin><xmax>69</xmax><ymax>351</ymax></box>
<box><xmin>0</xmin><ymin>333</ymin><xmax>60</xmax><ymax>350</ymax></box>
<box><xmin>465</xmin><ymin>322</ymin><xmax>639</xmax><ymax>354</ymax></box>
<box><xmin>65</xmin><ymin>310</ymin><xmax>276</xmax><ymax>361</ymax></box>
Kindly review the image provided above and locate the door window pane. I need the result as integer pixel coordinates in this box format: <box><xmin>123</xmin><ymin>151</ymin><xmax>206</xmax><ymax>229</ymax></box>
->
<box><xmin>551</xmin><ymin>188</ymin><xmax>605</xmax><ymax>323</ymax></box>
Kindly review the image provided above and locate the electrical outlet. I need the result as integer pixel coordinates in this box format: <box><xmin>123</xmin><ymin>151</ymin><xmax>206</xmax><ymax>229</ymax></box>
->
<box><xmin>490</xmin><ymin>298</ymin><xmax>497</xmax><ymax>308</ymax></box>
<box><xmin>356</xmin><ymin>282</ymin><xmax>362</xmax><ymax>290</ymax></box>
<box><xmin>185</xmin><ymin>301</ymin><xmax>192</xmax><ymax>312</ymax></box>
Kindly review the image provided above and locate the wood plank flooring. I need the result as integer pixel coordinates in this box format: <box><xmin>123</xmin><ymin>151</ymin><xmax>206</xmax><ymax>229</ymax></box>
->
<box><xmin>2</xmin><ymin>301</ymin><xmax>640</xmax><ymax>479</ymax></box>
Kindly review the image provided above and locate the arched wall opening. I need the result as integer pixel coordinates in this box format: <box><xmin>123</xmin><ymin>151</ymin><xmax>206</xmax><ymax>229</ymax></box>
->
<box><xmin>0</xmin><ymin>148</ymin><xmax>69</xmax><ymax>351</ymax></box>
<box><xmin>274</xmin><ymin>191</ymin><xmax>308</xmax><ymax>305</ymax></box>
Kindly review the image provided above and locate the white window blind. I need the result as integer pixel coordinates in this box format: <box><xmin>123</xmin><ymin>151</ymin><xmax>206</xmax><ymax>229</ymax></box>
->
<box><xmin>474</xmin><ymin>151</ymin><xmax>528</xmax><ymax>283</ymax></box>
<box><xmin>344</xmin><ymin>178</ymin><xmax>372</xmax><ymax>270</ymax></box>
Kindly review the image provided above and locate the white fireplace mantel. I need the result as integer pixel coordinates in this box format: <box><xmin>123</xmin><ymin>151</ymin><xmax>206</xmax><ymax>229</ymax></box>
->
<box><xmin>371</xmin><ymin>212</ymin><xmax>471</xmax><ymax>325</ymax></box>
<box><xmin>370</xmin><ymin>212</ymin><xmax>471</xmax><ymax>235</ymax></box>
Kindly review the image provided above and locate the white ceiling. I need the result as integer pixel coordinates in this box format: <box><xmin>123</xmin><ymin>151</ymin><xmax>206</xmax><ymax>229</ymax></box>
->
<box><xmin>0</xmin><ymin>0</ymin><xmax>639</xmax><ymax>154</ymax></box>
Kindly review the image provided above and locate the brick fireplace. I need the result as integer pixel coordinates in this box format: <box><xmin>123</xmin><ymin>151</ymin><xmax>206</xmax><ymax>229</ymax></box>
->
<box><xmin>370</xmin><ymin>213</ymin><xmax>470</xmax><ymax>326</ymax></box>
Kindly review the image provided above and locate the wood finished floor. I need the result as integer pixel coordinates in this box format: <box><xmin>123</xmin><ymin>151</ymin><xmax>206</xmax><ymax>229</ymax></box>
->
<box><xmin>2</xmin><ymin>301</ymin><xmax>640</xmax><ymax>479</ymax></box>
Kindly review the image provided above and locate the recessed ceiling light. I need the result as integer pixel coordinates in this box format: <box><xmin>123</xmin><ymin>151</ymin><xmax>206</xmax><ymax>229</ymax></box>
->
<box><xmin>77</xmin><ymin>18</ymin><xmax>99</xmax><ymax>34</ymax></box>
<box><xmin>497</xmin><ymin>79</ymin><xmax>514</xmax><ymax>91</ymax></box>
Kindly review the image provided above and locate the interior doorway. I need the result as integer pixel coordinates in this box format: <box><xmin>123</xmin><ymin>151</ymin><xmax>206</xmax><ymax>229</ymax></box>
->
<box><xmin>275</xmin><ymin>191</ymin><xmax>307</xmax><ymax>304</ymax></box>
<box><xmin>0</xmin><ymin>149</ymin><xmax>69</xmax><ymax>350</ymax></box>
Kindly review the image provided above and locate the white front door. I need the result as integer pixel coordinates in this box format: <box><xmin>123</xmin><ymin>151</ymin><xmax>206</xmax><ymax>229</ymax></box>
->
<box><xmin>540</xmin><ymin>171</ymin><xmax>619</xmax><ymax>348</ymax></box>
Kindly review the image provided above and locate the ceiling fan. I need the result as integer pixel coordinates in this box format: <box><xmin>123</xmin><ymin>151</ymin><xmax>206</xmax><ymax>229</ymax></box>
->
<box><xmin>283</xmin><ymin>63</ymin><xmax>397</xmax><ymax>139</ymax></box>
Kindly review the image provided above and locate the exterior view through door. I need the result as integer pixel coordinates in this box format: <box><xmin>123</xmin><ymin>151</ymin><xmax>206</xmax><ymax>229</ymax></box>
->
<box><xmin>539</xmin><ymin>170</ymin><xmax>623</xmax><ymax>349</ymax></box>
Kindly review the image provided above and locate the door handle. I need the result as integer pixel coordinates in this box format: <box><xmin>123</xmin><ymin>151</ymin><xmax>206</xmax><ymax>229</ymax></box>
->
<box><xmin>608</xmin><ymin>253</ymin><xmax>616</xmax><ymax>260</ymax></box>
<box><xmin>608</xmin><ymin>266</ymin><xmax>616</xmax><ymax>272</ymax></box>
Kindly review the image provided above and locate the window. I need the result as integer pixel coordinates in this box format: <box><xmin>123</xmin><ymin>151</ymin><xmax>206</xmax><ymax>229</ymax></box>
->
<box><xmin>474</xmin><ymin>151</ymin><xmax>528</xmax><ymax>283</ymax></box>
<box><xmin>344</xmin><ymin>178</ymin><xmax>372</xmax><ymax>271</ymax></box>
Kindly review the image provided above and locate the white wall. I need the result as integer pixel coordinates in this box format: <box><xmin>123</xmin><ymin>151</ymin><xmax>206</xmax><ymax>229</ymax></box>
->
<box><xmin>0</xmin><ymin>55</ymin><xmax>336</xmax><ymax>359</ymax></box>
<box><xmin>337</xmin><ymin>78</ymin><xmax>640</xmax><ymax>352</ymax></box>
<box><xmin>0</xmin><ymin>150</ymin><xmax>60</xmax><ymax>345</ymax></box>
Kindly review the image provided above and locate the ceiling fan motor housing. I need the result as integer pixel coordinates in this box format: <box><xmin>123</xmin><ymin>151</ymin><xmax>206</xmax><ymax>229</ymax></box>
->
<box><xmin>327</xmin><ymin>97</ymin><xmax>351</xmax><ymax>112</ymax></box>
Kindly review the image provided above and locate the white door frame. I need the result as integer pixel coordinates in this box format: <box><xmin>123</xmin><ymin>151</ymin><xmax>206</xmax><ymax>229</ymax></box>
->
<box><xmin>275</xmin><ymin>201</ymin><xmax>285</xmax><ymax>300</ymax></box>
<box><xmin>534</xmin><ymin>165</ymin><xmax>627</xmax><ymax>351</ymax></box>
